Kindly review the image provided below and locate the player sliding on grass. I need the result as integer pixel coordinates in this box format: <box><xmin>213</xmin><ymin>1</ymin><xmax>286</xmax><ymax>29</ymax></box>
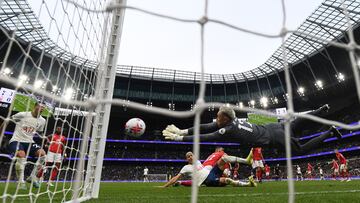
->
<box><xmin>161</xmin><ymin>147</ymin><xmax>256</xmax><ymax>188</ymax></box>
<box><xmin>163</xmin><ymin>105</ymin><xmax>342</xmax><ymax>155</ymax></box>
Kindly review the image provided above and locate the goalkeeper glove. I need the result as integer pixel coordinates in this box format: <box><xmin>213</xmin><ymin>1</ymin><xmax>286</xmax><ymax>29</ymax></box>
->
<box><xmin>165</xmin><ymin>124</ymin><xmax>188</xmax><ymax>135</ymax></box>
<box><xmin>162</xmin><ymin>130</ymin><xmax>184</xmax><ymax>141</ymax></box>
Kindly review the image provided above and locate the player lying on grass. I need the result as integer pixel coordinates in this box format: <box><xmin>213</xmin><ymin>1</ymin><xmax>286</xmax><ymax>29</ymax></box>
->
<box><xmin>161</xmin><ymin>147</ymin><xmax>256</xmax><ymax>187</ymax></box>
<box><xmin>162</xmin><ymin>105</ymin><xmax>342</xmax><ymax>155</ymax></box>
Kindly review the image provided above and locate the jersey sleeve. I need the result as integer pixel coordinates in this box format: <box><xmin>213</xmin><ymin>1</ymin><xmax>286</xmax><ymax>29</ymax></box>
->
<box><xmin>187</xmin><ymin>122</ymin><xmax>219</xmax><ymax>135</ymax></box>
<box><xmin>182</xmin><ymin>126</ymin><xmax>230</xmax><ymax>142</ymax></box>
<box><xmin>37</xmin><ymin>118</ymin><xmax>46</xmax><ymax>132</ymax></box>
<box><xmin>11</xmin><ymin>112</ymin><xmax>26</xmax><ymax>122</ymax></box>
<box><xmin>179</xmin><ymin>165</ymin><xmax>190</xmax><ymax>175</ymax></box>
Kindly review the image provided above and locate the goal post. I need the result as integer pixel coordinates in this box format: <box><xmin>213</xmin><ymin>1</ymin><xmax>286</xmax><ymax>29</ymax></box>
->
<box><xmin>0</xmin><ymin>0</ymin><xmax>126</xmax><ymax>202</ymax></box>
<box><xmin>82</xmin><ymin>0</ymin><xmax>127</xmax><ymax>200</ymax></box>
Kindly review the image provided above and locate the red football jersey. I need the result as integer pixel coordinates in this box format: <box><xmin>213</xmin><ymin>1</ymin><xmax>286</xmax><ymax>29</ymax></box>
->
<box><xmin>203</xmin><ymin>151</ymin><xmax>225</xmax><ymax>167</ymax></box>
<box><xmin>332</xmin><ymin>160</ymin><xmax>339</xmax><ymax>169</ymax></box>
<box><xmin>252</xmin><ymin>147</ymin><xmax>263</xmax><ymax>161</ymax></box>
<box><xmin>307</xmin><ymin>163</ymin><xmax>313</xmax><ymax>171</ymax></box>
<box><xmin>265</xmin><ymin>165</ymin><xmax>271</xmax><ymax>173</ymax></box>
<box><xmin>336</xmin><ymin>152</ymin><xmax>347</xmax><ymax>164</ymax></box>
<box><xmin>48</xmin><ymin>134</ymin><xmax>66</xmax><ymax>154</ymax></box>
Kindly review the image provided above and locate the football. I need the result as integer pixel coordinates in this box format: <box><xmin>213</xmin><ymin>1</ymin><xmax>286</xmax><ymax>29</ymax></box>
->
<box><xmin>125</xmin><ymin>118</ymin><xmax>146</xmax><ymax>137</ymax></box>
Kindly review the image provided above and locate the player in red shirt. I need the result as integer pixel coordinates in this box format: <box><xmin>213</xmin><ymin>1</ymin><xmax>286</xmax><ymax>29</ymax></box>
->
<box><xmin>306</xmin><ymin>163</ymin><xmax>313</xmax><ymax>180</ymax></box>
<box><xmin>331</xmin><ymin>159</ymin><xmax>339</xmax><ymax>180</ymax></box>
<box><xmin>335</xmin><ymin>149</ymin><xmax>351</xmax><ymax>181</ymax></box>
<box><xmin>44</xmin><ymin>126</ymin><xmax>67</xmax><ymax>186</ymax></box>
<box><xmin>264</xmin><ymin>164</ymin><xmax>271</xmax><ymax>180</ymax></box>
<box><xmin>252</xmin><ymin>147</ymin><xmax>264</xmax><ymax>182</ymax></box>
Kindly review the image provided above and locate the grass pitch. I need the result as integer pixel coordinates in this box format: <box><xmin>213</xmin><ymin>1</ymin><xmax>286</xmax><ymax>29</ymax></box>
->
<box><xmin>1</xmin><ymin>180</ymin><xmax>359</xmax><ymax>202</ymax></box>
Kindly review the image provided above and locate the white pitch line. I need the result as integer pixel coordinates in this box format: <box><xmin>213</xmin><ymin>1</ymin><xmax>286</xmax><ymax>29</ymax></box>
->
<box><xmin>196</xmin><ymin>189</ymin><xmax>360</xmax><ymax>198</ymax></box>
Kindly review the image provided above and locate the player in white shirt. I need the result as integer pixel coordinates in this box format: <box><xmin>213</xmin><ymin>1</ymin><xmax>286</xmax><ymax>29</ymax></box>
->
<box><xmin>161</xmin><ymin>150</ymin><xmax>256</xmax><ymax>188</ymax></box>
<box><xmin>161</xmin><ymin>152</ymin><xmax>202</xmax><ymax>187</ymax></box>
<box><xmin>143</xmin><ymin>167</ymin><xmax>149</xmax><ymax>182</ymax></box>
<box><xmin>296</xmin><ymin>165</ymin><xmax>303</xmax><ymax>181</ymax></box>
<box><xmin>318</xmin><ymin>166</ymin><xmax>324</xmax><ymax>180</ymax></box>
<box><xmin>7</xmin><ymin>102</ymin><xmax>47</xmax><ymax>189</ymax></box>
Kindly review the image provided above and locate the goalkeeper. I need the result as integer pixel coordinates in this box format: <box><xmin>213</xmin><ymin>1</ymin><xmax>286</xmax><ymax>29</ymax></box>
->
<box><xmin>163</xmin><ymin>105</ymin><xmax>342</xmax><ymax>155</ymax></box>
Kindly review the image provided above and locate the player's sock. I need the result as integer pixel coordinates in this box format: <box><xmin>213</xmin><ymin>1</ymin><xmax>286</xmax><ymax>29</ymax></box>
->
<box><xmin>257</xmin><ymin>169</ymin><xmax>262</xmax><ymax>182</ymax></box>
<box><xmin>15</xmin><ymin>157</ymin><xmax>26</xmax><ymax>183</ymax></box>
<box><xmin>179</xmin><ymin>180</ymin><xmax>192</xmax><ymax>187</ymax></box>
<box><xmin>225</xmin><ymin>178</ymin><xmax>250</xmax><ymax>187</ymax></box>
<box><xmin>221</xmin><ymin>155</ymin><xmax>251</xmax><ymax>165</ymax></box>
<box><xmin>32</xmin><ymin>155</ymin><xmax>46</xmax><ymax>180</ymax></box>
<box><xmin>50</xmin><ymin>163</ymin><xmax>60</xmax><ymax>181</ymax></box>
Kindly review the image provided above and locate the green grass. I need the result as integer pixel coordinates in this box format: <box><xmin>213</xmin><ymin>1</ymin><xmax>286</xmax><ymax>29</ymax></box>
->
<box><xmin>12</xmin><ymin>94</ymin><xmax>53</xmax><ymax>117</ymax></box>
<box><xmin>1</xmin><ymin>180</ymin><xmax>359</xmax><ymax>202</ymax></box>
<box><xmin>248</xmin><ymin>113</ymin><xmax>278</xmax><ymax>125</ymax></box>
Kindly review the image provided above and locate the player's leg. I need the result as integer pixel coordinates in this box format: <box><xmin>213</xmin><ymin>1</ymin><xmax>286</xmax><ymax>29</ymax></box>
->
<box><xmin>46</xmin><ymin>152</ymin><xmax>60</xmax><ymax>186</ymax></box>
<box><xmin>219</xmin><ymin>149</ymin><xmax>253</xmax><ymax>169</ymax></box>
<box><xmin>293</xmin><ymin>126</ymin><xmax>342</xmax><ymax>154</ymax></box>
<box><xmin>290</xmin><ymin>104</ymin><xmax>330</xmax><ymax>135</ymax></box>
<box><xmin>28</xmin><ymin>146</ymin><xmax>46</xmax><ymax>188</ymax></box>
<box><xmin>8</xmin><ymin>142</ymin><xmax>27</xmax><ymax>189</ymax></box>
<box><xmin>50</xmin><ymin>162</ymin><xmax>61</xmax><ymax>183</ymax></box>
<box><xmin>177</xmin><ymin>180</ymin><xmax>192</xmax><ymax>186</ymax></box>
<box><xmin>342</xmin><ymin>165</ymin><xmax>351</xmax><ymax>181</ymax></box>
<box><xmin>202</xmin><ymin>166</ymin><xmax>224</xmax><ymax>187</ymax></box>
<box><xmin>223</xmin><ymin>176</ymin><xmax>257</xmax><ymax>187</ymax></box>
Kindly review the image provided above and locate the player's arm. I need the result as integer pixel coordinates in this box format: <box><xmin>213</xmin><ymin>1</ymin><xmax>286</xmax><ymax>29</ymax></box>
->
<box><xmin>164</xmin><ymin>122</ymin><xmax>218</xmax><ymax>136</ymax></box>
<box><xmin>44</xmin><ymin>134</ymin><xmax>52</xmax><ymax>148</ymax></box>
<box><xmin>161</xmin><ymin>173</ymin><xmax>183</xmax><ymax>188</ymax></box>
<box><xmin>187</xmin><ymin>122</ymin><xmax>219</xmax><ymax>135</ymax></box>
<box><xmin>164</xmin><ymin>129</ymin><xmax>227</xmax><ymax>142</ymax></box>
<box><xmin>34</xmin><ymin>119</ymin><xmax>46</xmax><ymax>139</ymax></box>
<box><xmin>10</xmin><ymin>112</ymin><xmax>25</xmax><ymax>122</ymax></box>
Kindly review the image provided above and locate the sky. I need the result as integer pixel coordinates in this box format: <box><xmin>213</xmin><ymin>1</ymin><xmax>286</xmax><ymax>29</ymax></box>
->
<box><xmin>28</xmin><ymin>0</ymin><xmax>324</xmax><ymax>74</ymax></box>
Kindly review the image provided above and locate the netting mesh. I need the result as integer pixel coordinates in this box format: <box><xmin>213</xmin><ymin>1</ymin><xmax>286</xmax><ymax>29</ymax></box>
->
<box><xmin>0</xmin><ymin>0</ymin><xmax>359</xmax><ymax>202</ymax></box>
<box><xmin>0</xmin><ymin>0</ymin><xmax>116</xmax><ymax>202</ymax></box>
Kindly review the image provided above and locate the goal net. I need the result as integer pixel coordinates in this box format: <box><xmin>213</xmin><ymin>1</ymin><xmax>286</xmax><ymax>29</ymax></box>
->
<box><xmin>0</xmin><ymin>0</ymin><xmax>125</xmax><ymax>202</ymax></box>
<box><xmin>1</xmin><ymin>0</ymin><xmax>360</xmax><ymax>203</ymax></box>
<box><xmin>147</xmin><ymin>174</ymin><xmax>168</xmax><ymax>182</ymax></box>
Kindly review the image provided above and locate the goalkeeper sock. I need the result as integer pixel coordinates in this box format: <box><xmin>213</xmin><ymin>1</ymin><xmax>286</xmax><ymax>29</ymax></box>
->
<box><xmin>221</xmin><ymin>155</ymin><xmax>248</xmax><ymax>165</ymax></box>
<box><xmin>15</xmin><ymin>157</ymin><xmax>26</xmax><ymax>183</ymax></box>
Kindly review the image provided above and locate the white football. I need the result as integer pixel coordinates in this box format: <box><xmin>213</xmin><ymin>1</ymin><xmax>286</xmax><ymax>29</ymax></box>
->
<box><xmin>125</xmin><ymin>118</ymin><xmax>146</xmax><ymax>137</ymax></box>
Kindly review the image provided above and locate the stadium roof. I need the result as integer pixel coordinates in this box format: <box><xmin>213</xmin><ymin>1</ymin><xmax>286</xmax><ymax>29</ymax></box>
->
<box><xmin>0</xmin><ymin>0</ymin><xmax>359</xmax><ymax>83</ymax></box>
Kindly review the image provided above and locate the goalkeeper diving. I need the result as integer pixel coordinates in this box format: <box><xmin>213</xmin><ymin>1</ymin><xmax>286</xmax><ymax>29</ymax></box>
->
<box><xmin>163</xmin><ymin>105</ymin><xmax>342</xmax><ymax>155</ymax></box>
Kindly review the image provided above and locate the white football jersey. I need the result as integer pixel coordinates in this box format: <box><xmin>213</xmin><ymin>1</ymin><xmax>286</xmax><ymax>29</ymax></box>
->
<box><xmin>297</xmin><ymin>166</ymin><xmax>301</xmax><ymax>174</ymax></box>
<box><xmin>10</xmin><ymin>112</ymin><xmax>46</xmax><ymax>143</ymax></box>
<box><xmin>179</xmin><ymin>160</ymin><xmax>202</xmax><ymax>177</ymax></box>
<box><xmin>144</xmin><ymin>168</ymin><xmax>148</xmax><ymax>175</ymax></box>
